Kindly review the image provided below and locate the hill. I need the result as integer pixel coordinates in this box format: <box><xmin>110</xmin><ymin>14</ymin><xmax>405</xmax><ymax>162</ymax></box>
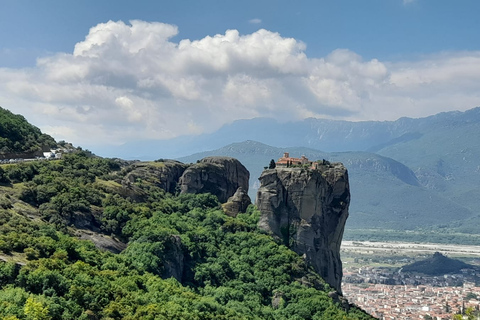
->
<box><xmin>374</xmin><ymin>108</ymin><xmax>480</xmax><ymax>233</ymax></box>
<box><xmin>178</xmin><ymin>141</ymin><xmax>474</xmax><ymax>232</ymax></box>
<box><xmin>402</xmin><ymin>252</ymin><xmax>474</xmax><ymax>276</ymax></box>
<box><xmin>0</xmin><ymin>106</ymin><xmax>372</xmax><ymax>319</ymax></box>
<box><xmin>0</xmin><ymin>106</ymin><xmax>56</xmax><ymax>158</ymax></box>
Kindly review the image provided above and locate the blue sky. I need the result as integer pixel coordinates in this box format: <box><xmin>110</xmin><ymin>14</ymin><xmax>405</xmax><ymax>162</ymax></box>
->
<box><xmin>1</xmin><ymin>0</ymin><xmax>480</xmax><ymax>147</ymax></box>
<box><xmin>2</xmin><ymin>0</ymin><xmax>480</xmax><ymax>66</ymax></box>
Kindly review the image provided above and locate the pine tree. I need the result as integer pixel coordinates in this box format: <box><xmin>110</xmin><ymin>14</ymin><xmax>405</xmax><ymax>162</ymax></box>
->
<box><xmin>269</xmin><ymin>159</ymin><xmax>276</xmax><ymax>169</ymax></box>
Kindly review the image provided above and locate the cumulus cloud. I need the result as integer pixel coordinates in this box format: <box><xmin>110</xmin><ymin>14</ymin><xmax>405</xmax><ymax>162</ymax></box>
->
<box><xmin>1</xmin><ymin>20</ymin><xmax>480</xmax><ymax>147</ymax></box>
<box><xmin>249</xmin><ymin>18</ymin><xmax>262</xmax><ymax>24</ymax></box>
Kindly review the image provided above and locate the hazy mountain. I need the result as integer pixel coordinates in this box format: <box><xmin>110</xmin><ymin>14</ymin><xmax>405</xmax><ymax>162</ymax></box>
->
<box><xmin>99</xmin><ymin>107</ymin><xmax>480</xmax><ymax>161</ymax></box>
<box><xmin>178</xmin><ymin>141</ymin><xmax>474</xmax><ymax>231</ymax></box>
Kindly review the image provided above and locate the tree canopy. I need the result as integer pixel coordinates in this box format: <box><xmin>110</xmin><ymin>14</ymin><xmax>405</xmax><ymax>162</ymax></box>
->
<box><xmin>0</xmin><ymin>107</ymin><xmax>56</xmax><ymax>154</ymax></box>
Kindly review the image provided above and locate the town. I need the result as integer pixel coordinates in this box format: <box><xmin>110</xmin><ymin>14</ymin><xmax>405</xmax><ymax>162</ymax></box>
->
<box><xmin>342</xmin><ymin>246</ymin><xmax>480</xmax><ymax>319</ymax></box>
<box><xmin>343</xmin><ymin>279</ymin><xmax>480</xmax><ymax>319</ymax></box>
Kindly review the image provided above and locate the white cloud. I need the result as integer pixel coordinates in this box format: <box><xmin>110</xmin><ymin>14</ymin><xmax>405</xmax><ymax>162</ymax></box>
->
<box><xmin>1</xmin><ymin>20</ymin><xmax>480</xmax><ymax>148</ymax></box>
<box><xmin>249</xmin><ymin>18</ymin><xmax>262</xmax><ymax>24</ymax></box>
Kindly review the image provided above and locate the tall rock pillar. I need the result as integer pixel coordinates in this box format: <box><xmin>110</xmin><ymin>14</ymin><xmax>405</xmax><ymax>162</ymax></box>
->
<box><xmin>256</xmin><ymin>163</ymin><xmax>350</xmax><ymax>293</ymax></box>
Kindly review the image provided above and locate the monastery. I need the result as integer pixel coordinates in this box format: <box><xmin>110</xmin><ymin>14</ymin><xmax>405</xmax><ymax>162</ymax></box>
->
<box><xmin>276</xmin><ymin>152</ymin><xmax>311</xmax><ymax>167</ymax></box>
<box><xmin>276</xmin><ymin>152</ymin><xmax>325</xmax><ymax>169</ymax></box>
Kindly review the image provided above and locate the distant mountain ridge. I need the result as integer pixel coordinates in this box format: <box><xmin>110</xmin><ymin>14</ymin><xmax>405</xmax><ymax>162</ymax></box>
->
<box><xmin>99</xmin><ymin>107</ymin><xmax>480</xmax><ymax>160</ymax></box>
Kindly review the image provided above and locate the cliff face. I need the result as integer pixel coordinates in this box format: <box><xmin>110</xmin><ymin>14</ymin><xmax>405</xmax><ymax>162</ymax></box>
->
<box><xmin>179</xmin><ymin>157</ymin><xmax>250</xmax><ymax>204</ymax></box>
<box><xmin>256</xmin><ymin>164</ymin><xmax>350</xmax><ymax>293</ymax></box>
<box><xmin>120</xmin><ymin>157</ymin><xmax>251</xmax><ymax>216</ymax></box>
<box><xmin>123</xmin><ymin>160</ymin><xmax>189</xmax><ymax>194</ymax></box>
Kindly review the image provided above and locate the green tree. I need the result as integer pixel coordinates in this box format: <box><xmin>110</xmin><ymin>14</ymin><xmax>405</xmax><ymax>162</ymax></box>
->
<box><xmin>24</xmin><ymin>297</ymin><xmax>51</xmax><ymax>320</ymax></box>
<box><xmin>0</xmin><ymin>166</ymin><xmax>10</xmax><ymax>184</ymax></box>
<box><xmin>269</xmin><ymin>159</ymin><xmax>276</xmax><ymax>169</ymax></box>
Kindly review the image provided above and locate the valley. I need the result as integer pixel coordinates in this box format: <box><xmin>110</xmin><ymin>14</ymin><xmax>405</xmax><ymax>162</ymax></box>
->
<box><xmin>341</xmin><ymin>241</ymin><xmax>480</xmax><ymax>319</ymax></box>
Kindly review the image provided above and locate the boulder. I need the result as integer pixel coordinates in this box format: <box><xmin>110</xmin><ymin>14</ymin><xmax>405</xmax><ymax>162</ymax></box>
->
<box><xmin>222</xmin><ymin>187</ymin><xmax>251</xmax><ymax>217</ymax></box>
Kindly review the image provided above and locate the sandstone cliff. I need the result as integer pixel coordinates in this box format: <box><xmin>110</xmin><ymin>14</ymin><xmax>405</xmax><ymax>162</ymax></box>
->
<box><xmin>222</xmin><ymin>187</ymin><xmax>251</xmax><ymax>217</ymax></box>
<box><xmin>256</xmin><ymin>163</ymin><xmax>350</xmax><ymax>293</ymax></box>
<box><xmin>120</xmin><ymin>157</ymin><xmax>251</xmax><ymax>216</ymax></box>
<box><xmin>122</xmin><ymin>160</ymin><xmax>189</xmax><ymax>195</ymax></box>
<box><xmin>179</xmin><ymin>157</ymin><xmax>250</xmax><ymax>204</ymax></box>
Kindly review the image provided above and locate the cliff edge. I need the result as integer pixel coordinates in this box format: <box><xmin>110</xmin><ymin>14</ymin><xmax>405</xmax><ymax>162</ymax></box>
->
<box><xmin>256</xmin><ymin>163</ymin><xmax>350</xmax><ymax>293</ymax></box>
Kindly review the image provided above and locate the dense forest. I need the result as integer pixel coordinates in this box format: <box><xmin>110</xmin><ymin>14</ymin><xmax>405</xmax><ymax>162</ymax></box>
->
<box><xmin>0</xmin><ymin>152</ymin><xmax>373</xmax><ymax>319</ymax></box>
<box><xmin>0</xmin><ymin>107</ymin><xmax>56</xmax><ymax>154</ymax></box>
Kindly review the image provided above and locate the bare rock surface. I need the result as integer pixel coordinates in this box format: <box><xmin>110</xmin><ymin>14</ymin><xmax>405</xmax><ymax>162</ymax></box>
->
<box><xmin>222</xmin><ymin>187</ymin><xmax>251</xmax><ymax>217</ymax></box>
<box><xmin>256</xmin><ymin>163</ymin><xmax>350</xmax><ymax>293</ymax></box>
<box><xmin>122</xmin><ymin>160</ymin><xmax>188</xmax><ymax>194</ymax></box>
<box><xmin>76</xmin><ymin>229</ymin><xmax>127</xmax><ymax>253</ymax></box>
<box><xmin>179</xmin><ymin>156</ymin><xmax>250</xmax><ymax>203</ymax></box>
<box><xmin>161</xmin><ymin>235</ymin><xmax>185</xmax><ymax>282</ymax></box>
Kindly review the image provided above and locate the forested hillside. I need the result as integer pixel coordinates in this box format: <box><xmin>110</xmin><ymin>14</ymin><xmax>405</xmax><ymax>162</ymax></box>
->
<box><xmin>0</xmin><ymin>107</ymin><xmax>56</xmax><ymax>155</ymax></box>
<box><xmin>0</xmin><ymin>153</ymin><xmax>372</xmax><ymax>319</ymax></box>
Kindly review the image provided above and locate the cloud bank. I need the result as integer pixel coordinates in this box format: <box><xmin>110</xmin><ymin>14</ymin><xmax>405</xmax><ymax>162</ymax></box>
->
<box><xmin>1</xmin><ymin>20</ymin><xmax>480</xmax><ymax>146</ymax></box>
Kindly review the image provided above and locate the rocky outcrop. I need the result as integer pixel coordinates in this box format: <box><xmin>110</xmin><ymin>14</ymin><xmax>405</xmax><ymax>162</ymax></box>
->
<box><xmin>120</xmin><ymin>157</ymin><xmax>250</xmax><ymax>208</ymax></box>
<box><xmin>256</xmin><ymin>163</ymin><xmax>350</xmax><ymax>293</ymax></box>
<box><xmin>76</xmin><ymin>230</ymin><xmax>127</xmax><ymax>254</ymax></box>
<box><xmin>122</xmin><ymin>160</ymin><xmax>188</xmax><ymax>194</ymax></box>
<box><xmin>179</xmin><ymin>157</ymin><xmax>250</xmax><ymax>204</ymax></box>
<box><xmin>222</xmin><ymin>187</ymin><xmax>251</xmax><ymax>217</ymax></box>
<box><xmin>161</xmin><ymin>235</ymin><xmax>185</xmax><ymax>282</ymax></box>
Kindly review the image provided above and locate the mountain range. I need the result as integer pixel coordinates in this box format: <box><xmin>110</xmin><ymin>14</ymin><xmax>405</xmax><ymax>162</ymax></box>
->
<box><xmin>99</xmin><ymin>107</ymin><xmax>480</xmax><ymax>159</ymax></box>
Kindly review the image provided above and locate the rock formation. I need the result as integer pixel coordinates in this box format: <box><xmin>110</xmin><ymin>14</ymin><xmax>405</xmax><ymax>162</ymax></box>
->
<box><xmin>120</xmin><ymin>157</ymin><xmax>251</xmax><ymax>215</ymax></box>
<box><xmin>161</xmin><ymin>235</ymin><xmax>185</xmax><ymax>282</ymax></box>
<box><xmin>256</xmin><ymin>163</ymin><xmax>350</xmax><ymax>293</ymax></box>
<box><xmin>222</xmin><ymin>187</ymin><xmax>251</xmax><ymax>217</ymax></box>
<box><xmin>122</xmin><ymin>160</ymin><xmax>188</xmax><ymax>194</ymax></box>
<box><xmin>179</xmin><ymin>157</ymin><xmax>250</xmax><ymax>204</ymax></box>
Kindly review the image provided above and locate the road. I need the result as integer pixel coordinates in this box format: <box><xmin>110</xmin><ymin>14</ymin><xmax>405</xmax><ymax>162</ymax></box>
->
<box><xmin>341</xmin><ymin>240</ymin><xmax>480</xmax><ymax>257</ymax></box>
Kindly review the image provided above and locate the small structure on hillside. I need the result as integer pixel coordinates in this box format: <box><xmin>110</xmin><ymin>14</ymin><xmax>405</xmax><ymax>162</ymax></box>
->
<box><xmin>43</xmin><ymin>149</ymin><xmax>62</xmax><ymax>159</ymax></box>
<box><xmin>277</xmin><ymin>152</ymin><xmax>319</xmax><ymax>169</ymax></box>
<box><xmin>275</xmin><ymin>152</ymin><xmax>330</xmax><ymax>170</ymax></box>
<box><xmin>276</xmin><ymin>152</ymin><xmax>311</xmax><ymax>167</ymax></box>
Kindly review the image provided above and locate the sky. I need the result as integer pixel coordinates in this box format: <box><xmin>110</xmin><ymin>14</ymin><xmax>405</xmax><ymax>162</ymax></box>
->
<box><xmin>1</xmin><ymin>0</ymin><xmax>480</xmax><ymax>148</ymax></box>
